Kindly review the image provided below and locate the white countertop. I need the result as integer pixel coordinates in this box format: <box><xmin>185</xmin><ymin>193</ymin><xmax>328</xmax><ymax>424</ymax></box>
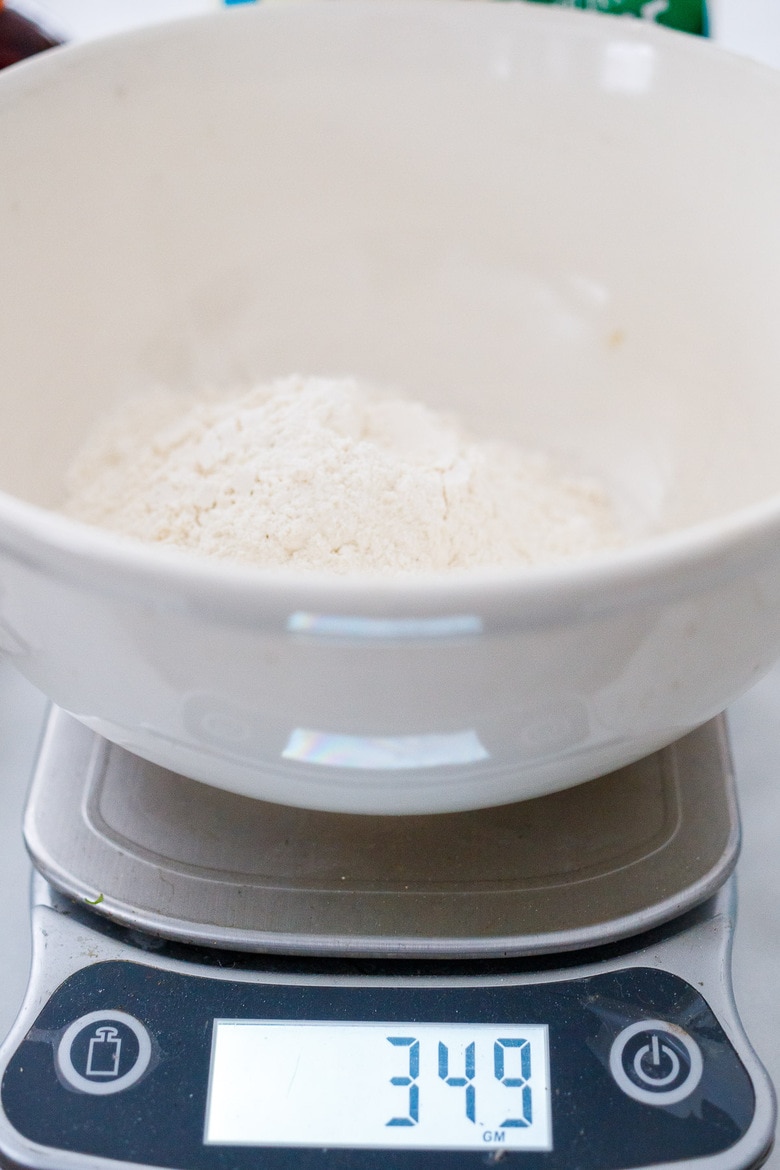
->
<box><xmin>1</xmin><ymin>1</ymin><xmax>778</xmax><ymax>1165</ymax></box>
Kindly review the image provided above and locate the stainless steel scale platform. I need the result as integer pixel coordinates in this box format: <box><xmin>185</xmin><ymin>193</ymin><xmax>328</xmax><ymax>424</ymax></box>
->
<box><xmin>0</xmin><ymin>707</ymin><xmax>774</xmax><ymax>1170</ymax></box>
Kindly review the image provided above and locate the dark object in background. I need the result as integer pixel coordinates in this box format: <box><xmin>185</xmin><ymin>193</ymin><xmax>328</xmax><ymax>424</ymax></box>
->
<box><xmin>0</xmin><ymin>3</ymin><xmax>62</xmax><ymax>70</ymax></box>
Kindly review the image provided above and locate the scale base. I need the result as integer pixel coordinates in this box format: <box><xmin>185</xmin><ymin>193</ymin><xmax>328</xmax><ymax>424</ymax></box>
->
<box><xmin>0</xmin><ymin>876</ymin><xmax>772</xmax><ymax>1170</ymax></box>
<box><xmin>0</xmin><ymin>712</ymin><xmax>773</xmax><ymax>1170</ymax></box>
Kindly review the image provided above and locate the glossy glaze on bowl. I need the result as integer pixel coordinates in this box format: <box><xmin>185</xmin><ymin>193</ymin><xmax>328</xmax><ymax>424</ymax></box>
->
<box><xmin>1</xmin><ymin>2</ymin><xmax>780</xmax><ymax>812</ymax></box>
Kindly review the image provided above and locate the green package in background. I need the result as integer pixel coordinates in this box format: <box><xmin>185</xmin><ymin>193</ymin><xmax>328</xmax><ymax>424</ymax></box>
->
<box><xmin>515</xmin><ymin>0</ymin><xmax>707</xmax><ymax>36</ymax></box>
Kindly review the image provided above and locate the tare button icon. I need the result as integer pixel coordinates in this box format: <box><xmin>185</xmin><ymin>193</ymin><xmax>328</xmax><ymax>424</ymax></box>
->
<box><xmin>56</xmin><ymin>1010</ymin><xmax>153</xmax><ymax>1096</ymax></box>
<box><xmin>86</xmin><ymin>1026</ymin><xmax>122</xmax><ymax>1077</ymax></box>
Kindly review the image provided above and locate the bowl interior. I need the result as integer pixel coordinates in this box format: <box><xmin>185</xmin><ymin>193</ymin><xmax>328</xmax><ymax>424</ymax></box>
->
<box><xmin>1</xmin><ymin>1</ymin><xmax>780</xmax><ymax>550</ymax></box>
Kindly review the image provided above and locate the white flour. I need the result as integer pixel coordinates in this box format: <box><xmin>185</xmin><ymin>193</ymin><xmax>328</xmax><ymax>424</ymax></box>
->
<box><xmin>62</xmin><ymin>375</ymin><xmax>624</xmax><ymax>573</ymax></box>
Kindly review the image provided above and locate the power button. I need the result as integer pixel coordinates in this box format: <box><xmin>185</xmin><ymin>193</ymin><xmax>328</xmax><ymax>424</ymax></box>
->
<box><xmin>609</xmin><ymin>1020</ymin><xmax>703</xmax><ymax>1106</ymax></box>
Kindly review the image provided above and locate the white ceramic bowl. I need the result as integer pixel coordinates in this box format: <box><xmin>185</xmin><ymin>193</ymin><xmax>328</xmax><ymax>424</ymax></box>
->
<box><xmin>2</xmin><ymin>1</ymin><xmax>780</xmax><ymax>814</ymax></box>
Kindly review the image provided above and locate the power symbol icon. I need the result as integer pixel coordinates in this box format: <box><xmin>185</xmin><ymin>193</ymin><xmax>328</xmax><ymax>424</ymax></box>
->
<box><xmin>634</xmin><ymin>1033</ymin><xmax>680</xmax><ymax>1087</ymax></box>
<box><xmin>609</xmin><ymin>1020</ymin><xmax>703</xmax><ymax>1106</ymax></box>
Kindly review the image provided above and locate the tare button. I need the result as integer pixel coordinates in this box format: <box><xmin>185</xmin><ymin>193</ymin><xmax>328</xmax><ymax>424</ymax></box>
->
<box><xmin>56</xmin><ymin>1010</ymin><xmax>152</xmax><ymax>1096</ymax></box>
<box><xmin>609</xmin><ymin>1020</ymin><xmax>703</xmax><ymax>1106</ymax></box>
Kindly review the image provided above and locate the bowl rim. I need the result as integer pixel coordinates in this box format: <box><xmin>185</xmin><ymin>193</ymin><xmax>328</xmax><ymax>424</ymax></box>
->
<box><xmin>1</xmin><ymin>483</ymin><xmax>779</xmax><ymax>622</ymax></box>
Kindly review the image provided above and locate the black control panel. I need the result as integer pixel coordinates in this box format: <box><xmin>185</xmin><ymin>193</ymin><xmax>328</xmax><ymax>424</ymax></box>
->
<box><xmin>0</xmin><ymin>960</ymin><xmax>755</xmax><ymax>1169</ymax></box>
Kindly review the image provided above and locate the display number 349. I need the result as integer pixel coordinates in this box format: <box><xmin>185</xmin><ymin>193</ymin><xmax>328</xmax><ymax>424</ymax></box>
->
<box><xmin>386</xmin><ymin>1035</ymin><xmax>534</xmax><ymax>1129</ymax></box>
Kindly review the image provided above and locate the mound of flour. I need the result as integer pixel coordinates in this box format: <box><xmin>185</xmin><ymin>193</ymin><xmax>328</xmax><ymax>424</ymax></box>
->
<box><xmin>62</xmin><ymin>375</ymin><xmax>624</xmax><ymax>573</ymax></box>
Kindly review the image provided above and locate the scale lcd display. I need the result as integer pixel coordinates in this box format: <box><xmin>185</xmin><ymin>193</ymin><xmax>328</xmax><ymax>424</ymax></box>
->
<box><xmin>204</xmin><ymin>1020</ymin><xmax>552</xmax><ymax>1150</ymax></box>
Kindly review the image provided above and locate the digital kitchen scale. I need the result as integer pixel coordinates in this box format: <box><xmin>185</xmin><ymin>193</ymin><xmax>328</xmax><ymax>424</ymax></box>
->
<box><xmin>0</xmin><ymin>706</ymin><xmax>774</xmax><ymax>1169</ymax></box>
